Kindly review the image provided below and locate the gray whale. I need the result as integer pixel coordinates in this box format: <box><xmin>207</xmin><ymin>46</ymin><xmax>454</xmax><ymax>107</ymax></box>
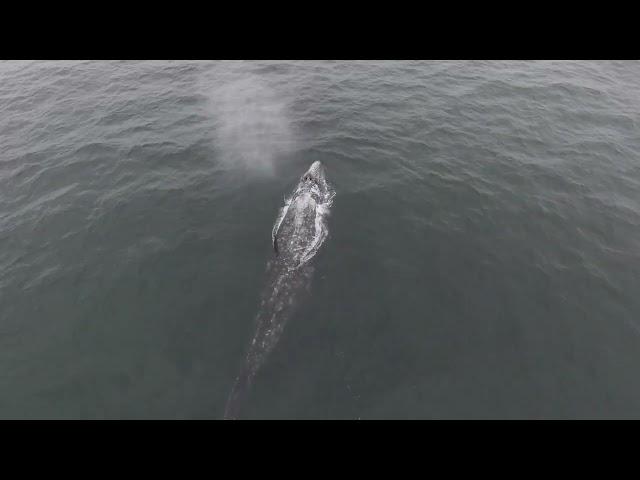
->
<box><xmin>224</xmin><ymin>161</ymin><xmax>335</xmax><ymax>419</ymax></box>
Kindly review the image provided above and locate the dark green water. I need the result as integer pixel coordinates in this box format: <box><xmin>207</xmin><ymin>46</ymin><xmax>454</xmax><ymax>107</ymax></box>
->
<box><xmin>1</xmin><ymin>60</ymin><xmax>640</xmax><ymax>419</ymax></box>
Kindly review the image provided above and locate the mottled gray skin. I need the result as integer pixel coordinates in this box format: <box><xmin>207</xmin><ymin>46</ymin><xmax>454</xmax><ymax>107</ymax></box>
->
<box><xmin>224</xmin><ymin>161</ymin><xmax>334</xmax><ymax>419</ymax></box>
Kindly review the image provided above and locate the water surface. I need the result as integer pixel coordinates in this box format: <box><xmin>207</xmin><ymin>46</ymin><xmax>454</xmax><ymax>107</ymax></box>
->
<box><xmin>1</xmin><ymin>60</ymin><xmax>640</xmax><ymax>418</ymax></box>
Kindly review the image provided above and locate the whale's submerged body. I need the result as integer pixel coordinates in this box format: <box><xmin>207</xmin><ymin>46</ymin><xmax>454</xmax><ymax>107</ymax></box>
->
<box><xmin>224</xmin><ymin>161</ymin><xmax>335</xmax><ymax>419</ymax></box>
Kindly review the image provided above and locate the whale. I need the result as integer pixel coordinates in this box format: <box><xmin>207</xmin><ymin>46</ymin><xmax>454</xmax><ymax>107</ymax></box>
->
<box><xmin>223</xmin><ymin>161</ymin><xmax>335</xmax><ymax>419</ymax></box>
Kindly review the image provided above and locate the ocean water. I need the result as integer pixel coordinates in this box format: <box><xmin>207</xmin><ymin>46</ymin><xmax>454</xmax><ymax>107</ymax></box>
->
<box><xmin>1</xmin><ymin>60</ymin><xmax>640</xmax><ymax>419</ymax></box>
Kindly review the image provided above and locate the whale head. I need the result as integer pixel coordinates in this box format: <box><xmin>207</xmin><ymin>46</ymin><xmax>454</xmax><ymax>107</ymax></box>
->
<box><xmin>300</xmin><ymin>160</ymin><xmax>326</xmax><ymax>187</ymax></box>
